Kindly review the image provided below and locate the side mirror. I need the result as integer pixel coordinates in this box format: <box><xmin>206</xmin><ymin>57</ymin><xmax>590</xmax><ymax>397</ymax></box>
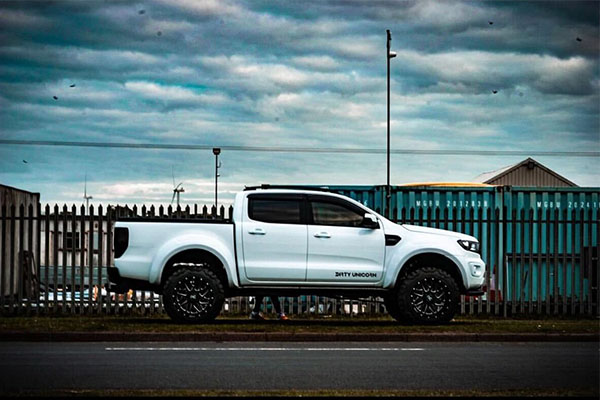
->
<box><xmin>362</xmin><ymin>213</ymin><xmax>379</xmax><ymax>229</ymax></box>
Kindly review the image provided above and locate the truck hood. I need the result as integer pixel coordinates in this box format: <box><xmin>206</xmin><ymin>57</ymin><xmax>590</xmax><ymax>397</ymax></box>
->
<box><xmin>401</xmin><ymin>224</ymin><xmax>476</xmax><ymax>241</ymax></box>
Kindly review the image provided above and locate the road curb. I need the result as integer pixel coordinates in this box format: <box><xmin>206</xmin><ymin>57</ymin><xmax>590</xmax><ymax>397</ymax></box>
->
<box><xmin>0</xmin><ymin>332</ymin><xmax>597</xmax><ymax>342</ymax></box>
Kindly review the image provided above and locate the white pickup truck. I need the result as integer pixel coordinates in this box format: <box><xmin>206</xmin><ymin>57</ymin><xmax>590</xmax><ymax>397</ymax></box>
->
<box><xmin>109</xmin><ymin>186</ymin><xmax>485</xmax><ymax>324</ymax></box>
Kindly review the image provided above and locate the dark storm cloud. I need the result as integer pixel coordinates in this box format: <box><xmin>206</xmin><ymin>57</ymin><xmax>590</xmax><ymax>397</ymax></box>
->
<box><xmin>0</xmin><ymin>0</ymin><xmax>598</xmax><ymax>203</ymax></box>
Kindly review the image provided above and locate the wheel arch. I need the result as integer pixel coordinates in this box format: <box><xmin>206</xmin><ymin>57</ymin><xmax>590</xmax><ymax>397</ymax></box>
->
<box><xmin>395</xmin><ymin>252</ymin><xmax>467</xmax><ymax>293</ymax></box>
<box><xmin>147</xmin><ymin>230</ymin><xmax>237</xmax><ymax>289</ymax></box>
<box><xmin>159</xmin><ymin>248</ymin><xmax>229</xmax><ymax>291</ymax></box>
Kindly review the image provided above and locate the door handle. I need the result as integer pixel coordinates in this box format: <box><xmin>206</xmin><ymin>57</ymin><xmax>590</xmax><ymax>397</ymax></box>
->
<box><xmin>314</xmin><ymin>232</ymin><xmax>331</xmax><ymax>238</ymax></box>
<box><xmin>248</xmin><ymin>228</ymin><xmax>266</xmax><ymax>235</ymax></box>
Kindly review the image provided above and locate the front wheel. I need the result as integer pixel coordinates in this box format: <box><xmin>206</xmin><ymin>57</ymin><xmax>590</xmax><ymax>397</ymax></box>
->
<box><xmin>394</xmin><ymin>267</ymin><xmax>460</xmax><ymax>324</ymax></box>
<box><xmin>163</xmin><ymin>266</ymin><xmax>224</xmax><ymax>323</ymax></box>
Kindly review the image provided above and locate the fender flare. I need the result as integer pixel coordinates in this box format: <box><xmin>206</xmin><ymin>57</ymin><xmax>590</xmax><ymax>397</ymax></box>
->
<box><xmin>148</xmin><ymin>234</ymin><xmax>236</xmax><ymax>287</ymax></box>
<box><xmin>384</xmin><ymin>248</ymin><xmax>467</xmax><ymax>289</ymax></box>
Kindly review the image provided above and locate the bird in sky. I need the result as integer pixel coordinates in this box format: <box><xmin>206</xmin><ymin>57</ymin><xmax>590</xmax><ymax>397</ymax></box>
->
<box><xmin>70</xmin><ymin>84</ymin><xmax>76</xmax><ymax>87</ymax></box>
<box><xmin>157</xmin><ymin>31</ymin><xmax>162</xmax><ymax>36</ymax></box>
<box><xmin>139</xmin><ymin>9</ymin><xmax>145</xmax><ymax>14</ymax></box>
<box><xmin>53</xmin><ymin>96</ymin><xmax>58</xmax><ymax>100</ymax></box>
<box><xmin>576</xmin><ymin>37</ymin><xmax>582</xmax><ymax>42</ymax></box>
<box><xmin>488</xmin><ymin>21</ymin><xmax>493</xmax><ymax>25</ymax></box>
<box><xmin>22</xmin><ymin>160</ymin><xmax>28</xmax><ymax>164</ymax></box>
<box><xmin>492</xmin><ymin>90</ymin><xmax>498</xmax><ymax>94</ymax></box>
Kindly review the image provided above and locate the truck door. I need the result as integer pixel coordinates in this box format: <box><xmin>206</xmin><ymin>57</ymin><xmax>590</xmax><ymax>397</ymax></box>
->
<box><xmin>242</xmin><ymin>193</ymin><xmax>307</xmax><ymax>281</ymax></box>
<box><xmin>306</xmin><ymin>195</ymin><xmax>385</xmax><ymax>284</ymax></box>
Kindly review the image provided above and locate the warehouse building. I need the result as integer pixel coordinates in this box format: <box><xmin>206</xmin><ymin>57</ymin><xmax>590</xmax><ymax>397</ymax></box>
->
<box><xmin>0</xmin><ymin>184</ymin><xmax>40</xmax><ymax>298</ymax></box>
<box><xmin>473</xmin><ymin>157</ymin><xmax>577</xmax><ymax>187</ymax></box>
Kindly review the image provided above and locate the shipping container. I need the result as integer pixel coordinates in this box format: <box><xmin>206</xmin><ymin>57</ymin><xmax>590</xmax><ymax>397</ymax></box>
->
<box><xmin>325</xmin><ymin>185</ymin><xmax>599</xmax><ymax>315</ymax></box>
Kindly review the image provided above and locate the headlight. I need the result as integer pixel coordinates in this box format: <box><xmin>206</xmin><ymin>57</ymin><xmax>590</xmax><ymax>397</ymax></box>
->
<box><xmin>458</xmin><ymin>239</ymin><xmax>480</xmax><ymax>253</ymax></box>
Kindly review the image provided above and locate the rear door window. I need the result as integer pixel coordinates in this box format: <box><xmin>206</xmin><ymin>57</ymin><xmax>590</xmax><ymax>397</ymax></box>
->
<box><xmin>248</xmin><ymin>196</ymin><xmax>304</xmax><ymax>224</ymax></box>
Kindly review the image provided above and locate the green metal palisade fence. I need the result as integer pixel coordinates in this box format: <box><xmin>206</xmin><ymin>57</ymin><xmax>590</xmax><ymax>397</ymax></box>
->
<box><xmin>333</xmin><ymin>185</ymin><xmax>599</xmax><ymax>316</ymax></box>
<box><xmin>0</xmin><ymin>185</ymin><xmax>598</xmax><ymax>317</ymax></box>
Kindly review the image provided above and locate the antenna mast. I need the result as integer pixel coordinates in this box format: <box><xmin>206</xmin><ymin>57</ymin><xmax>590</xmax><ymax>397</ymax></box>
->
<box><xmin>213</xmin><ymin>148</ymin><xmax>221</xmax><ymax>215</ymax></box>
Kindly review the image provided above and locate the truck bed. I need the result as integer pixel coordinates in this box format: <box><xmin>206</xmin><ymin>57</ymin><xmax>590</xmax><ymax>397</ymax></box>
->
<box><xmin>115</xmin><ymin>219</ymin><xmax>235</xmax><ymax>284</ymax></box>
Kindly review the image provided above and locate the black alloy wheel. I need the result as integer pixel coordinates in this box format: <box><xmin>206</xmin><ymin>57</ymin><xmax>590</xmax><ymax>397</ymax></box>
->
<box><xmin>396</xmin><ymin>266</ymin><xmax>459</xmax><ymax>324</ymax></box>
<box><xmin>410</xmin><ymin>276</ymin><xmax>451</xmax><ymax>318</ymax></box>
<box><xmin>163</xmin><ymin>266</ymin><xmax>224</xmax><ymax>323</ymax></box>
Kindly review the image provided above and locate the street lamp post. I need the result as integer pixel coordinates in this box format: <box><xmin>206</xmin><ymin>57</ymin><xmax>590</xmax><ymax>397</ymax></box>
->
<box><xmin>386</xmin><ymin>29</ymin><xmax>396</xmax><ymax>219</ymax></box>
<box><xmin>212</xmin><ymin>147</ymin><xmax>221</xmax><ymax>216</ymax></box>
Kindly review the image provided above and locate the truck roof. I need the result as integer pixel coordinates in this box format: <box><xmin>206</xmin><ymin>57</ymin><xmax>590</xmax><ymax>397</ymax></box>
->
<box><xmin>243</xmin><ymin>184</ymin><xmax>333</xmax><ymax>193</ymax></box>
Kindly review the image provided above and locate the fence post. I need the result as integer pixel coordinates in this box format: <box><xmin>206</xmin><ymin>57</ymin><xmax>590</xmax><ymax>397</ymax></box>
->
<box><xmin>579</xmin><ymin>208</ymin><xmax>585</xmax><ymax>314</ymax></box>
<box><xmin>537</xmin><ymin>208</ymin><xmax>543</xmax><ymax>315</ymax></box>
<box><xmin>79</xmin><ymin>204</ymin><xmax>85</xmax><ymax>315</ymax></box>
<box><xmin>570</xmin><ymin>209</ymin><xmax>576</xmax><ymax>315</ymax></box>
<box><xmin>494</xmin><ymin>207</ymin><xmax>500</xmax><ymax>316</ymax></box>
<box><xmin>97</xmin><ymin>205</ymin><xmax>104</xmax><ymax>314</ymax></box>
<box><xmin>70</xmin><ymin>204</ymin><xmax>77</xmax><ymax>314</ymax></box>
<box><xmin>547</xmin><ymin>208</ymin><xmax>553</xmax><ymax>314</ymax></box>
<box><xmin>51</xmin><ymin>205</ymin><xmax>58</xmax><ymax>314</ymax></box>
<box><xmin>7</xmin><ymin>205</ymin><xmax>16</xmax><ymax>314</ymax></box>
<box><xmin>43</xmin><ymin>205</ymin><xmax>49</xmax><ymax>314</ymax></box>
<box><xmin>0</xmin><ymin>205</ymin><xmax>5</xmax><ymax>313</ymax></box>
<box><xmin>502</xmin><ymin>205</ymin><xmax>508</xmax><ymax>318</ymax></box>
<box><xmin>88</xmin><ymin>205</ymin><xmax>95</xmax><ymax>315</ymax></box>
<box><xmin>517</xmin><ymin>208</ymin><xmax>523</xmax><ymax>313</ymax></box>
<box><xmin>510</xmin><ymin>209</ymin><xmax>517</xmax><ymax>316</ymax></box>
<box><xmin>35</xmin><ymin>203</ymin><xmax>42</xmax><ymax>315</ymax></box>
<box><xmin>586</xmin><ymin>209</ymin><xmax>593</xmax><ymax>315</ymax></box>
<box><xmin>553</xmin><ymin>208</ymin><xmax>559</xmax><ymax>315</ymax></box>
<box><xmin>593</xmin><ymin>211</ymin><xmax>600</xmax><ymax>316</ymax></box>
<box><xmin>17</xmin><ymin>204</ymin><xmax>25</xmax><ymax>315</ymax></box>
<box><xmin>25</xmin><ymin>204</ymin><xmax>34</xmax><ymax>315</ymax></box>
<box><xmin>106</xmin><ymin>206</ymin><xmax>114</xmax><ymax>315</ymax></box>
<box><xmin>477</xmin><ymin>207</ymin><xmax>484</xmax><ymax>315</ymax></box>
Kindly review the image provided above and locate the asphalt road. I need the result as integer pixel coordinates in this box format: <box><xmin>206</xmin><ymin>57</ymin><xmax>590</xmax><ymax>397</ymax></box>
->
<box><xmin>0</xmin><ymin>342</ymin><xmax>597</xmax><ymax>393</ymax></box>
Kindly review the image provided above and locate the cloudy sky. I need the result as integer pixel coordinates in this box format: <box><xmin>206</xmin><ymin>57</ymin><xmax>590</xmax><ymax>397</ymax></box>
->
<box><xmin>0</xmin><ymin>0</ymin><xmax>598</xmax><ymax>206</ymax></box>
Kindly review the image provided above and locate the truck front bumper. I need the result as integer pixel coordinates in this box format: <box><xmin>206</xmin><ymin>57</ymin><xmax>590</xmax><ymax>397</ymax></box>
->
<box><xmin>455</xmin><ymin>253</ymin><xmax>486</xmax><ymax>291</ymax></box>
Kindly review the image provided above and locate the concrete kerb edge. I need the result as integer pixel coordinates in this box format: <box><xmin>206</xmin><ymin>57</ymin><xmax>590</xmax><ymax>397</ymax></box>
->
<box><xmin>0</xmin><ymin>332</ymin><xmax>598</xmax><ymax>342</ymax></box>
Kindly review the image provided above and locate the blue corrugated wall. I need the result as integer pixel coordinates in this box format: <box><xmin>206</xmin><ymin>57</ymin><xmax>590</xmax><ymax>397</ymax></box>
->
<box><xmin>324</xmin><ymin>185</ymin><xmax>599</xmax><ymax>315</ymax></box>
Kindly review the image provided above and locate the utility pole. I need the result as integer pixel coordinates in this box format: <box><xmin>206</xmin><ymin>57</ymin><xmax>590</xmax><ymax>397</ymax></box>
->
<box><xmin>212</xmin><ymin>147</ymin><xmax>221</xmax><ymax>216</ymax></box>
<box><xmin>386</xmin><ymin>29</ymin><xmax>396</xmax><ymax>219</ymax></box>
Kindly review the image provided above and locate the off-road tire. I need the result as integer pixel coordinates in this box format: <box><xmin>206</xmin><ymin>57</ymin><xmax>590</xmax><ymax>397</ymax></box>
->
<box><xmin>395</xmin><ymin>267</ymin><xmax>459</xmax><ymax>324</ymax></box>
<box><xmin>163</xmin><ymin>266</ymin><xmax>224</xmax><ymax>323</ymax></box>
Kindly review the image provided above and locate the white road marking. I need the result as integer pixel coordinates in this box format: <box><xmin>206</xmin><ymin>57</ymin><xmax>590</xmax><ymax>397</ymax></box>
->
<box><xmin>105</xmin><ymin>347</ymin><xmax>425</xmax><ymax>352</ymax></box>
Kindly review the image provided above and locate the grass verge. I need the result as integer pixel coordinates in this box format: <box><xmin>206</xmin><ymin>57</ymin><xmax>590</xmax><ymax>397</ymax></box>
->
<box><xmin>0</xmin><ymin>313</ymin><xmax>598</xmax><ymax>334</ymax></box>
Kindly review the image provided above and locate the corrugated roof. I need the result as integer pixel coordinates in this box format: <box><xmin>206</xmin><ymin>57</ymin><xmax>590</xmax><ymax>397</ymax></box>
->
<box><xmin>0</xmin><ymin>183</ymin><xmax>40</xmax><ymax>195</ymax></box>
<box><xmin>472</xmin><ymin>158</ymin><xmax>577</xmax><ymax>187</ymax></box>
<box><xmin>472</xmin><ymin>163</ymin><xmax>518</xmax><ymax>183</ymax></box>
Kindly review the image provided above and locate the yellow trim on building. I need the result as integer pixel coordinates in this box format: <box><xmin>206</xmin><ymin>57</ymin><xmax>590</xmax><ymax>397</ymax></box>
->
<box><xmin>397</xmin><ymin>182</ymin><xmax>496</xmax><ymax>187</ymax></box>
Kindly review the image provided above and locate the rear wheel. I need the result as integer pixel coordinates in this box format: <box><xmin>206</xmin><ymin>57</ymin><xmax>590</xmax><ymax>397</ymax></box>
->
<box><xmin>163</xmin><ymin>266</ymin><xmax>224</xmax><ymax>323</ymax></box>
<box><xmin>395</xmin><ymin>267</ymin><xmax>459</xmax><ymax>324</ymax></box>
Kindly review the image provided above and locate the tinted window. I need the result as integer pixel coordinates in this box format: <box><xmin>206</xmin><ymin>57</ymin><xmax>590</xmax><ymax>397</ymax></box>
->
<box><xmin>249</xmin><ymin>198</ymin><xmax>302</xmax><ymax>224</ymax></box>
<box><xmin>311</xmin><ymin>201</ymin><xmax>364</xmax><ymax>227</ymax></box>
